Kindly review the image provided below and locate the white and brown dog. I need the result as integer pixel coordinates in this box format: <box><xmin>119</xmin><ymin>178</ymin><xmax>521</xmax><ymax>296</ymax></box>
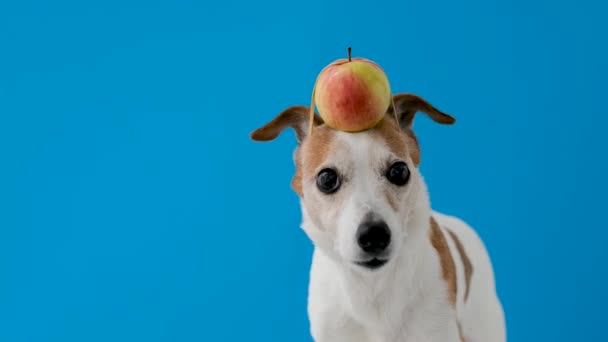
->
<box><xmin>251</xmin><ymin>93</ymin><xmax>506</xmax><ymax>342</ymax></box>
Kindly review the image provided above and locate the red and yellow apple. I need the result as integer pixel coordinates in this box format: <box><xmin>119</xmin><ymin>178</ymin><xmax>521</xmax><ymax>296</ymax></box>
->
<box><xmin>312</xmin><ymin>49</ymin><xmax>392</xmax><ymax>132</ymax></box>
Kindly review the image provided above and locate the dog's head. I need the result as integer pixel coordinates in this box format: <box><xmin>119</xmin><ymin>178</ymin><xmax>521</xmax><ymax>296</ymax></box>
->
<box><xmin>251</xmin><ymin>93</ymin><xmax>455</xmax><ymax>272</ymax></box>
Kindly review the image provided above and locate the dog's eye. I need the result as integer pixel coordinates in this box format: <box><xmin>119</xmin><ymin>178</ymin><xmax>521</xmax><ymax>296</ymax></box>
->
<box><xmin>386</xmin><ymin>161</ymin><xmax>410</xmax><ymax>186</ymax></box>
<box><xmin>316</xmin><ymin>168</ymin><xmax>341</xmax><ymax>194</ymax></box>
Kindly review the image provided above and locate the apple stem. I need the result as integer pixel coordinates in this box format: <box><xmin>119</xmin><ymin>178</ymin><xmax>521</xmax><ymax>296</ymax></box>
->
<box><xmin>347</xmin><ymin>47</ymin><xmax>352</xmax><ymax>62</ymax></box>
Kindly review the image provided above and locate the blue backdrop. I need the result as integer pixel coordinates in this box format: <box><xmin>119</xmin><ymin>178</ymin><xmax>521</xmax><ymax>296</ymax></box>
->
<box><xmin>1</xmin><ymin>0</ymin><xmax>607</xmax><ymax>341</ymax></box>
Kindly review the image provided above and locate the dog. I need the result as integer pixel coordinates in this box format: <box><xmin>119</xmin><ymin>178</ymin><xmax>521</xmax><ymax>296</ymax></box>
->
<box><xmin>250</xmin><ymin>93</ymin><xmax>506</xmax><ymax>342</ymax></box>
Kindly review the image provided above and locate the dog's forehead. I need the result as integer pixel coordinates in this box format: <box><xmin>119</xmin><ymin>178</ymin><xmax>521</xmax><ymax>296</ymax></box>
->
<box><xmin>299</xmin><ymin>118</ymin><xmax>410</xmax><ymax>176</ymax></box>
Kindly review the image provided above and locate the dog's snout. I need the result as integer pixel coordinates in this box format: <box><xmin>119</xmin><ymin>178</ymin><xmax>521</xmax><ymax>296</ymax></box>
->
<box><xmin>357</xmin><ymin>220</ymin><xmax>391</xmax><ymax>254</ymax></box>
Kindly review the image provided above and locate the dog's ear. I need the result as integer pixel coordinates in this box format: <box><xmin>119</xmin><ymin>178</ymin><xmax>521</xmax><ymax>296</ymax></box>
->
<box><xmin>389</xmin><ymin>93</ymin><xmax>455</xmax><ymax>129</ymax></box>
<box><xmin>250</xmin><ymin>106</ymin><xmax>323</xmax><ymax>143</ymax></box>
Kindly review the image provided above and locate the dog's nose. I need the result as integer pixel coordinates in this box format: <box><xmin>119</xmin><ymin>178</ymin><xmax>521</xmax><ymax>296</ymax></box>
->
<box><xmin>357</xmin><ymin>220</ymin><xmax>391</xmax><ymax>254</ymax></box>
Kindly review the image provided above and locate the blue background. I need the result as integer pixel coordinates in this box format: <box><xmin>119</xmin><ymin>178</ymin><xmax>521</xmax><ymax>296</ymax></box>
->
<box><xmin>1</xmin><ymin>0</ymin><xmax>606</xmax><ymax>341</ymax></box>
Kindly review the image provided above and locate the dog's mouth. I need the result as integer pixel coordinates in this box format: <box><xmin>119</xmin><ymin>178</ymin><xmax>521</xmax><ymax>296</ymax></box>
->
<box><xmin>355</xmin><ymin>258</ymin><xmax>388</xmax><ymax>270</ymax></box>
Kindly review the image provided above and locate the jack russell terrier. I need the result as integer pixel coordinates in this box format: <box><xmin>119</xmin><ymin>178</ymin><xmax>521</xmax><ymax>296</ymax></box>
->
<box><xmin>250</xmin><ymin>93</ymin><xmax>506</xmax><ymax>342</ymax></box>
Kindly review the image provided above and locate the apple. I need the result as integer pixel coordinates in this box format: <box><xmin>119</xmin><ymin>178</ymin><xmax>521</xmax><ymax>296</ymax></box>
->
<box><xmin>311</xmin><ymin>48</ymin><xmax>392</xmax><ymax>132</ymax></box>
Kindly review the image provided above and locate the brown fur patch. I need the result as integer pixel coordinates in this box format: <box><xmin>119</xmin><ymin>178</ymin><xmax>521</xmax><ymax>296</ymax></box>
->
<box><xmin>430</xmin><ymin>217</ymin><xmax>457</xmax><ymax>306</ymax></box>
<box><xmin>291</xmin><ymin>149</ymin><xmax>303</xmax><ymax>195</ymax></box>
<box><xmin>372</xmin><ymin>118</ymin><xmax>421</xmax><ymax>165</ymax></box>
<box><xmin>291</xmin><ymin>125</ymin><xmax>338</xmax><ymax>196</ymax></box>
<box><xmin>447</xmin><ymin>229</ymin><xmax>474</xmax><ymax>302</ymax></box>
<box><xmin>301</xmin><ymin>126</ymin><xmax>337</xmax><ymax>176</ymax></box>
<box><xmin>404</xmin><ymin>129</ymin><xmax>421</xmax><ymax>166</ymax></box>
<box><xmin>373</xmin><ymin>119</ymin><xmax>408</xmax><ymax>159</ymax></box>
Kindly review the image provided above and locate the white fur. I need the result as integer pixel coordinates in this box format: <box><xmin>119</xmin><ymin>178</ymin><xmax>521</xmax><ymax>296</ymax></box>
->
<box><xmin>298</xmin><ymin>131</ymin><xmax>505</xmax><ymax>342</ymax></box>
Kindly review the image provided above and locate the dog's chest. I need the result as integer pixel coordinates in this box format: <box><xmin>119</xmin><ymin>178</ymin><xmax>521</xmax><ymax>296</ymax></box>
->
<box><xmin>332</xmin><ymin>273</ymin><xmax>453</xmax><ymax>342</ymax></box>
